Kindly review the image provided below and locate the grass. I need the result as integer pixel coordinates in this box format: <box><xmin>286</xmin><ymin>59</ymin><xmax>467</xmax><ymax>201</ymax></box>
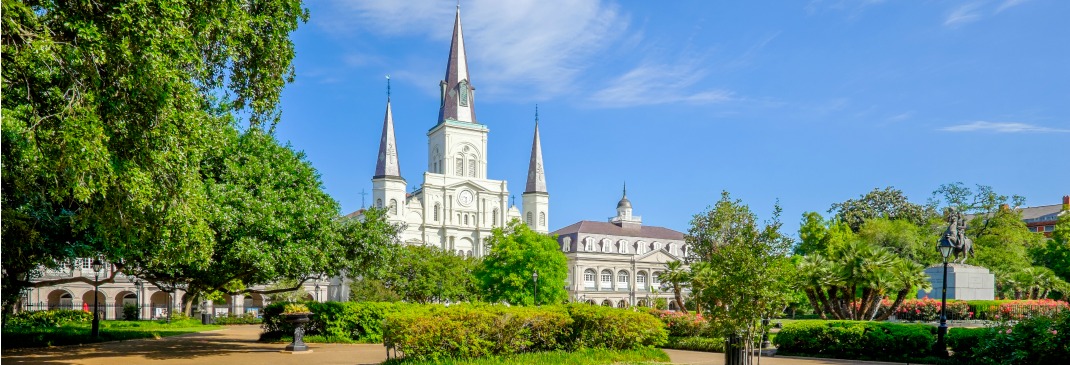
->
<box><xmin>2</xmin><ymin>319</ymin><xmax>222</xmax><ymax>348</ymax></box>
<box><xmin>381</xmin><ymin>347</ymin><xmax>671</xmax><ymax>365</ymax></box>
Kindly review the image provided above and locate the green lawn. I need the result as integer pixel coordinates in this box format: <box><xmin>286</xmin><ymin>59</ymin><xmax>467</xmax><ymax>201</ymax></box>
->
<box><xmin>2</xmin><ymin>319</ymin><xmax>222</xmax><ymax>348</ymax></box>
<box><xmin>381</xmin><ymin>348</ymin><xmax>670</xmax><ymax>365</ymax></box>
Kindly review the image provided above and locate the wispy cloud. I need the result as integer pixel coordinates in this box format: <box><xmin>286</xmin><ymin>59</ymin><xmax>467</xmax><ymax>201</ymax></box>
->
<box><xmin>805</xmin><ymin>0</ymin><xmax>886</xmax><ymax>16</ymax></box>
<box><xmin>945</xmin><ymin>3</ymin><xmax>984</xmax><ymax>27</ymax></box>
<box><xmin>318</xmin><ymin>0</ymin><xmax>629</xmax><ymax>100</ymax></box>
<box><xmin>940</xmin><ymin>121</ymin><xmax>1069</xmax><ymax>133</ymax></box>
<box><xmin>589</xmin><ymin>61</ymin><xmax>734</xmax><ymax>108</ymax></box>
<box><xmin>996</xmin><ymin>0</ymin><xmax>1030</xmax><ymax>13</ymax></box>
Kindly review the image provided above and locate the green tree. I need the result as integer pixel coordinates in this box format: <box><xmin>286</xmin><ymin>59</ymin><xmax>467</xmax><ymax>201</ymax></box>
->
<box><xmin>475</xmin><ymin>220</ymin><xmax>568</xmax><ymax>306</ymax></box>
<box><xmin>1</xmin><ymin>0</ymin><xmax>307</xmax><ymax>313</ymax></box>
<box><xmin>356</xmin><ymin>244</ymin><xmax>478</xmax><ymax>304</ymax></box>
<box><xmin>795</xmin><ymin>212</ymin><xmax>828</xmax><ymax>256</ymax></box>
<box><xmin>857</xmin><ymin>217</ymin><xmax>940</xmax><ymax>266</ymax></box>
<box><xmin>1032</xmin><ymin>214</ymin><xmax>1070</xmax><ymax>283</ymax></box>
<box><xmin>829</xmin><ymin>187</ymin><xmax>935</xmax><ymax>232</ymax></box>
<box><xmin>659</xmin><ymin>260</ymin><xmax>691</xmax><ymax>314</ymax></box>
<box><xmin>686</xmin><ymin>191</ymin><xmax>793</xmax><ymax>363</ymax></box>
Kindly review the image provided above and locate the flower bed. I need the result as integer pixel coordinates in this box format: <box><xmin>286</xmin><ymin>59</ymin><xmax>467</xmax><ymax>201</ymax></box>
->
<box><xmin>885</xmin><ymin>297</ymin><xmax>972</xmax><ymax>321</ymax></box>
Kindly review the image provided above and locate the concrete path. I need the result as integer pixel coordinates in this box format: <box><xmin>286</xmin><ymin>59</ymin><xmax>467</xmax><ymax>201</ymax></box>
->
<box><xmin>3</xmin><ymin>325</ymin><xmax>919</xmax><ymax>365</ymax></box>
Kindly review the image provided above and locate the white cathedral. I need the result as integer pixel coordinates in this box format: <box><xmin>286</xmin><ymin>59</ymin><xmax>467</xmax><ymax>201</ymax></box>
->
<box><xmin>357</xmin><ymin>6</ymin><xmax>549</xmax><ymax>257</ymax></box>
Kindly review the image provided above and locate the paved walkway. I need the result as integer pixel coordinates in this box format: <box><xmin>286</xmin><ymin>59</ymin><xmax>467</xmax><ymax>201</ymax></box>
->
<box><xmin>3</xmin><ymin>325</ymin><xmax>915</xmax><ymax>365</ymax></box>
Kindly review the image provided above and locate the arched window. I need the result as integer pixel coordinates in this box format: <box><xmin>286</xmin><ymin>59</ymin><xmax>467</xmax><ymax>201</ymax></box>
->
<box><xmin>636</xmin><ymin>241</ymin><xmax>648</xmax><ymax>255</ymax></box>
<box><xmin>467</xmin><ymin>250</ymin><xmax>473</xmax><ymax>258</ymax></box>
<box><xmin>526</xmin><ymin>212</ymin><xmax>533</xmax><ymax>225</ymax></box>
<box><xmin>636</xmin><ymin>271</ymin><xmax>647</xmax><ymax>290</ymax></box>
<box><xmin>468</xmin><ymin>158</ymin><xmax>476</xmax><ymax>177</ymax></box>
<box><xmin>561</xmin><ymin>237</ymin><xmax>572</xmax><ymax>252</ymax></box>
<box><xmin>463</xmin><ymin>215</ymin><xmax>469</xmax><ymax>225</ymax></box>
<box><xmin>617</xmin><ymin>300</ymin><xmax>628</xmax><ymax>308</ymax></box>
<box><xmin>617</xmin><ymin>240</ymin><xmax>628</xmax><ymax>254</ymax></box>
<box><xmin>668</xmin><ymin>243</ymin><xmax>677</xmax><ymax>256</ymax></box>
<box><xmin>492</xmin><ymin>208</ymin><xmax>499</xmax><ymax>226</ymax></box>
<box><xmin>539</xmin><ymin>212</ymin><xmax>546</xmax><ymax>227</ymax></box>
<box><xmin>389</xmin><ymin>199</ymin><xmax>398</xmax><ymax>215</ymax></box>
<box><xmin>434</xmin><ymin>203</ymin><xmax>441</xmax><ymax>221</ymax></box>
<box><xmin>617</xmin><ymin>270</ymin><xmax>629</xmax><ymax>289</ymax></box>
<box><xmin>652</xmin><ymin>272</ymin><xmax>661</xmax><ymax>287</ymax></box>
<box><xmin>654</xmin><ymin>242</ymin><xmax>663</xmax><ymax>251</ymax></box>
<box><xmin>602</xmin><ymin>239</ymin><xmax>612</xmax><ymax>253</ymax></box>
<box><xmin>583</xmin><ymin>269</ymin><xmax>596</xmax><ymax>288</ymax></box>
<box><xmin>583</xmin><ymin>237</ymin><xmax>594</xmax><ymax>252</ymax></box>
<box><xmin>455</xmin><ymin>157</ymin><xmax>464</xmax><ymax>176</ymax></box>
<box><xmin>600</xmin><ymin>270</ymin><xmax>613</xmax><ymax>289</ymax></box>
<box><xmin>376</xmin><ymin>198</ymin><xmax>383</xmax><ymax>208</ymax></box>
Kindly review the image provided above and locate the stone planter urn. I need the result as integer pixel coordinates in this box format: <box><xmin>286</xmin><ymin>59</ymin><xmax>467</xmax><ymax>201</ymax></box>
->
<box><xmin>283</xmin><ymin>313</ymin><xmax>311</xmax><ymax>352</ymax></box>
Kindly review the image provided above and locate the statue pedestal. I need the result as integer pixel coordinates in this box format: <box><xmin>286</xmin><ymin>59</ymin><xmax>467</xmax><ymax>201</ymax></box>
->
<box><xmin>917</xmin><ymin>264</ymin><xmax>995</xmax><ymax>300</ymax></box>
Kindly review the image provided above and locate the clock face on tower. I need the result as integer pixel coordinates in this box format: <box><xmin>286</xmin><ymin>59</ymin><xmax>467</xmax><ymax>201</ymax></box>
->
<box><xmin>458</xmin><ymin>190</ymin><xmax>474</xmax><ymax>207</ymax></box>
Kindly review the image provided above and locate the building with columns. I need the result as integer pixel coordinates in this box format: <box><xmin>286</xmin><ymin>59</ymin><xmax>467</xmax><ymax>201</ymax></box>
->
<box><xmin>554</xmin><ymin>188</ymin><xmax>691</xmax><ymax>309</ymax></box>
<box><xmin>360</xmin><ymin>6</ymin><xmax>550</xmax><ymax>256</ymax></box>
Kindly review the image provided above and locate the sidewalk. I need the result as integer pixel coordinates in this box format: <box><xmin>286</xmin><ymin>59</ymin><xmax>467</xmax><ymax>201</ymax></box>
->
<box><xmin>3</xmin><ymin>325</ymin><xmax>918</xmax><ymax>365</ymax></box>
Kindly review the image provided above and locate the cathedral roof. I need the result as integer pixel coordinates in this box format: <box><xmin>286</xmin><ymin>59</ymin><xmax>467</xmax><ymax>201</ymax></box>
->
<box><xmin>552</xmin><ymin>221</ymin><xmax>684</xmax><ymax>240</ymax></box>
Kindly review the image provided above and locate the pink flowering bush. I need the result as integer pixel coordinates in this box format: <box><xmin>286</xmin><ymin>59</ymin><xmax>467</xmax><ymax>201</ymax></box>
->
<box><xmin>643</xmin><ymin>309</ymin><xmax>711</xmax><ymax>337</ymax></box>
<box><xmin>883</xmin><ymin>297</ymin><xmax>970</xmax><ymax>321</ymax></box>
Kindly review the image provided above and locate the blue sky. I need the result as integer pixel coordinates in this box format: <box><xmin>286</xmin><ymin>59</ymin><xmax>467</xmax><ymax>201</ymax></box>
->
<box><xmin>274</xmin><ymin>0</ymin><xmax>1068</xmax><ymax>237</ymax></box>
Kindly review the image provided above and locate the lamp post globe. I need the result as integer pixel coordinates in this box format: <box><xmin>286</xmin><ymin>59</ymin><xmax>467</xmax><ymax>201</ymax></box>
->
<box><xmin>91</xmin><ymin>258</ymin><xmax>103</xmax><ymax>338</ymax></box>
<box><xmin>935</xmin><ymin>239</ymin><xmax>954</xmax><ymax>357</ymax></box>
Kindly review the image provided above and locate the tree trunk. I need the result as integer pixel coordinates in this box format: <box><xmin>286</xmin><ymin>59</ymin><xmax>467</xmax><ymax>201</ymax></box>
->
<box><xmin>673</xmin><ymin>284</ymin><xmax>688</xmax><ymax>314</ymax></box>
<box><xmin>804</xmin><ymin>289</ymin><xmax>826</xmax><ymax>319</ymax></box>
<box><xmin>874</xmin><ymin>289</ymin><xmax>910</xmax><ymax>321</ymax></box>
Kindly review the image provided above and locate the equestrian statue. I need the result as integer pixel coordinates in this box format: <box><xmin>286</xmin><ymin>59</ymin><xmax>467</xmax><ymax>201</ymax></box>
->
<box><xmin>940</xmin><ymin>210</ymin><xmax>974</xmax><ymax>264</ymax></box>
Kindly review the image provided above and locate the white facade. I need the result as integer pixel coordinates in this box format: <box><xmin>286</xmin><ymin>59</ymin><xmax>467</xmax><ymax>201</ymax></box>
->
<box><xmin>365</xmin><ymin>7</ymin><xmax>544</xmax><ymax>254</ymax></box>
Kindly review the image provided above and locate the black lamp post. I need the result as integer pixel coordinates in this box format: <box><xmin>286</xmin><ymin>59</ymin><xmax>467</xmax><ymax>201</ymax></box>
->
<box><xmin>936</xmin><ymin>239</ymin><xmax>954</xmax><ymax>356</ymax></box>
<box><xmin>133</xmin><ymin>279</ymin><xmax>143</xmax><ymax>320</ymax></box>
<box><xmin>91</xmin><ymin>258</ymin><xmax>103</xmax><ymax>338</ymax></box>
<box><xmin>314</xmin><ymin>283</ymin><xmax>321</xmax><ymax>302</ymax></box>
<box><xmin>532</xmin><ymin>270</ymin><xmax>539</xmax><ymax>306</ymax></box>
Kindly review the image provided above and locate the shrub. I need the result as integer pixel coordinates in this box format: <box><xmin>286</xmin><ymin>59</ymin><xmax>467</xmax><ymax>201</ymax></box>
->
<box><xmin>960</xmin><ymin>311</ymin><xmax>1070</xmax><ymax>364</ymax></box>
<box><xmin>122</xmin><ymin>304</ymin><xmax>139</xmax><ymax>321</ymax></box>
<box><xmin>6</xmin><ymin>310</ymin><xmax>93</xmax><ymax>328</ymax></box>
<box><xmin>564</xmin><ymin>303</ymin><xmax>667</xmax><ymax>350</ymax></box>
<box><xmin>772</xmin><ymin>320</ymin><xmax>934</xmax><ymax>362</ymax></box>
<box><xmin>381</xmin><ymin>303</ymin><xmax>665</xmax><ymax>361</ymax></box>
<box><xmin>662</xmin><ymin>336</ymin><xmax>725</xmax><ymax>352</ymax></box>
<box><xmin>262</xmin><ymin>301</ymin><xmax>416</xmax><ymax>343</ymax></box>
<box><xmin>883</xmin><ymin>297</ymin><xmax>971</xmax><ymax>321</ymax></box>
<box><xmin>947</xmin><ymin>327</ymin><xmax>990</xmax><ymax>360</ymax></box>
<box><xmin>642</xmin><ymin>309</ymin><xmax>711</xmax><ymax>337</ymax></box>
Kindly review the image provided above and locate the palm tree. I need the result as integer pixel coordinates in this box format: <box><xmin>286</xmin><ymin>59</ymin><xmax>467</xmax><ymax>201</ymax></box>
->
<box><xmin>875</xmin><ymin>260</ymin><xmax>930</xmax><ymax>321</ymax></box>
<box><xmin>661</xmin><ymin>260</ymin><xmax>690</xmax><ymax>314</ymax></box>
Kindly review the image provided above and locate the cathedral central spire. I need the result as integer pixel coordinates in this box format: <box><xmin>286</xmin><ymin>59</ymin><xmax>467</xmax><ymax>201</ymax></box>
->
<box><xmin>438</xmin><ymin>5</ymin><xmax>477</xmax><ymax>124</ymax></box>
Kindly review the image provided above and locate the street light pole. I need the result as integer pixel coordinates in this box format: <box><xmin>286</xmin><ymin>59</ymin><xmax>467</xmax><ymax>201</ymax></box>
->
<box><xmin>532</xmin><ymin>270</ymin><xmax>539</xmax><ymax>306</ymax></box>
<box><xmin>936</xmin><ymin>239</ymin><xmax>954</xmax><ymax>357</ymax></box>
<box><xmin>91</xmin><ymin>258</ymin><xmax>103</xmax><ymax>338</ymax></box>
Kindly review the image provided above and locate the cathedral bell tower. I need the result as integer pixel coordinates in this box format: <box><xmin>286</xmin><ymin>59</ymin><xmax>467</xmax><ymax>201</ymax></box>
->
<box><xmin>372</xmin><ymin>77</ymin><xmax>407</xmax><ymax>220</ymax></box>
<box><xmin>522</xmin><ymin>107</ymin><xmax>549</xmax><ymax>233</ymax></box>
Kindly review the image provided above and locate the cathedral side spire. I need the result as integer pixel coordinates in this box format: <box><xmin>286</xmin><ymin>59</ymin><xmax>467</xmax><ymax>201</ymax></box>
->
<box><xmin>437</xmin><ymin>5</ymin><xmax>477</xmax><ymax>124</ymax></box>
<box><xmin>525</xmin><ymin>106</ymin><xmax>546</xmax><ymax>193</ymax></box>
<box><xmin>374</xmin><ymin>76</ymin><xmax>401</xmax><ymax>178</ymax></box>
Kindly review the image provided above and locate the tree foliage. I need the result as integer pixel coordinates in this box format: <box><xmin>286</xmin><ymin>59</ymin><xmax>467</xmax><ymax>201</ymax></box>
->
<box><xmin>475</xmin><ymin>220</ymin><xmax>568</xmax><ymax>305</ymax></box>
<box><xmin>659</xmin><ymin>260</ymin><xmax>690</xmax><ymax>314</ymax></box>
<box><xmin>353</xmin><ymin>244</ymin><xmax>479</xmax><ymax>304</ymax></box>
<box><xmin>829</xmin><ymin>187</ymin><xmax>935</xmax><ymax>232</ymax></box>
<box><xmin>1</xmin><ymin>0</ymin><xmax>307</xmax><ymax>312</ymax></box>
<box><xmin>686</xmin><ymin>191</ymin><xmax>793</xmax><ymax>347</ymax></box>
<box><xmin>1033</xmin><ymin>214</ymin><xmax>1070</xmax><ymax>283</ymax></box>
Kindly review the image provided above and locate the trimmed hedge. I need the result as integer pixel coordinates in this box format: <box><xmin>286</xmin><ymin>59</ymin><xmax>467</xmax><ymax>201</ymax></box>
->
<box><xmin>772</xmin><ymin>320</ymin><xmax>934</xmax><ymax>362</ymax></box>
<box><xmin>382</xmin><ymin>303</ymin><xmax>666</xmax><ymax>361</ymax></box>
<box><xmin>262</xmin><ymin>301</ymin><xmax>414</xmax><ymax>342</ymax></box>
<box><xmin>947</xmin><ymin>327</ymin><xmax>989</xmax><ymax>360</ymax></box>
<box><xmin>662</xmin><ymin>336</ymin><xmax>725</xmax><ymax>352</ymax></box>
<box><xmin>214</xmin><ymin>313</ymin><xmax>262</xmax><ymax>325</ymax></box>
<box><xmin>5</xmin><ymin>310</ymin><xmax>93</xmax><ymax>328</ymax></box>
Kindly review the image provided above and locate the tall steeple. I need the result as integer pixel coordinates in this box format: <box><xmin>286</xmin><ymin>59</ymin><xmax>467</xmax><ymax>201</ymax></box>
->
<box><xmin>525</xmin><ymin>106</ymin><xmax>547</xmax><ymax>193</ymax></box>
<box><xmin>374</xmin><ymin>76</ymin><xmax>401</xmax><ymax>178</ymax></box>
<box><xmin>522</xmin><ymin>105</ymin><xmax>550</xmax><ymax>233</ymax></box>
<box><xmin>437</xmin><ymin>4</ymin><xmax>477</xmax><ymax>124</ymax></box>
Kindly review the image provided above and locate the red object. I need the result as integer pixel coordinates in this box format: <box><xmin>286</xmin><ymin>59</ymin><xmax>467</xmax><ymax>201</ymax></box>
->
<box><xmin>83</xmin><ymin>302</ymin><xmax>90</xmax><ymax>312</ymax></box>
